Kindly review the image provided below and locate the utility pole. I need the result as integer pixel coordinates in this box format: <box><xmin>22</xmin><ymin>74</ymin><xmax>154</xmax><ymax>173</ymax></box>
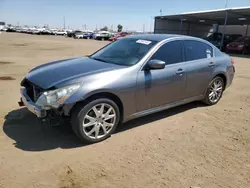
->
<box><xmin>220</xmin><ymin>0</ymin><xmax>229</xmax><ymax>50</ymax></box>
<box><xmin>143</xmin><ymin>24</ymin><xmax>145</xmax><ymax>33</ymax></box>
<box><xmin>149</xmin><ymin>16</ymin><xmax>153</xmax><ymax>33</ymax></box>
<box><xmin>63</xmin><ymin>15</ymin><xmax>66</xmax><ymax>29</ymax></box>
<box><xmin>225</xmin><ymin>0</ymin><xmax>228</xmax><ymax>8</ymax></box>
<box><xmin>160</xmin><ymin>9</ymin><xmax>162</xmax><ymax>16</ymax></box>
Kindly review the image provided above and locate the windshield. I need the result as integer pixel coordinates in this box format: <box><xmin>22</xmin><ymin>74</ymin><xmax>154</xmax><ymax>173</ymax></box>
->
<box><xmin>234</xmin><ymin>37</ymin><xmax>250</xmax><ymax>42</ymax></box>
<box><xmin>90</xmin><ymin>38</ymin><xmax>157</xmax><ymax>66</ymax></box>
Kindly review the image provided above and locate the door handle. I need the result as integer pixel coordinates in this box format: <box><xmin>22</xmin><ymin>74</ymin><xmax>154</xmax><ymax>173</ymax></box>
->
<box><xmin>176</xmin><ymin>68</ymin><xmax>185</xmax><ymax>75</ymax></box>
<box><xmin>209</xmin><ymin>62</ymin><xmax>215</xmax><ymax>67</ymax></box>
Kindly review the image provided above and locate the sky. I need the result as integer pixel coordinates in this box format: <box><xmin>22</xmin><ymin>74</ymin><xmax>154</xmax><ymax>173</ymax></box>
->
<box><xmin>0</xmin><ymin>0</ymin><xmax>250</xmax><ymax>31</ymax></box>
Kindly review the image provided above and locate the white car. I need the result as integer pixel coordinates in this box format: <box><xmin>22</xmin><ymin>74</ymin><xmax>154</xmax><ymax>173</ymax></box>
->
<box><xmin>74</xmin><ymin>32</ymin><xmax>85</xmax><ymax>39</ymax></box>
<box><xmin>94</xmin><ymin>31</ymin><xmax>113</xmax><ymax>40</ymax></box>
<box><xmin>55</xmin><ymin>30</ymin><xmax>67</xmax><ymax>36</ymax></box>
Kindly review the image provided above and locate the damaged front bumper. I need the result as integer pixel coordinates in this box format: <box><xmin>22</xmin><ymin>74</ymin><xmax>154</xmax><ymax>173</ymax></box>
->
<box><xmin>19</xmin><ymin>88</ymin><xmax>47</xmax><ymax>118</ymax></box>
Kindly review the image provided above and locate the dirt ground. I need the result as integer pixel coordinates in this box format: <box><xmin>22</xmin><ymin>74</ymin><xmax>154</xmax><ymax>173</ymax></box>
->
<box><xmin>0</xmin><ymin>33</ymin><xmax>249</xmax><ymax>188</ymax></box>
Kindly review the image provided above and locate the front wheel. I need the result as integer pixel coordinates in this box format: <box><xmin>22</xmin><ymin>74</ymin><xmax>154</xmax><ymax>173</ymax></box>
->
<box><xmin>202</xmin><ymin>76</ymin><xmax>224</xmax><ymax>105</ymax></box>
<box><xmin>71</xmin><ymin>98</ymin><xmax>120</xmax><ymax>143</ymax></box>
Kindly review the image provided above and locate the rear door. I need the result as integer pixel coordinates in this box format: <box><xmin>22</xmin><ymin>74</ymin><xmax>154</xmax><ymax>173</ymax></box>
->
<box><xmin>183</xmin><ymin>40</ymin><xmax>214</xmax><ymax>98</ymax></box>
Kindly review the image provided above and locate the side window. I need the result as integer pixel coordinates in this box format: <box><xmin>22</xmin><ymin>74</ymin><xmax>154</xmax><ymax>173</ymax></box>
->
<box><xmin>184</xmin><ymin>40</ymin><xmax>213</xmax><ymax>61</ymax></box>
<box><xmin>150</xmin><ymin>40</ymin><xmax>183</xmax><ymax>65</ymax></box>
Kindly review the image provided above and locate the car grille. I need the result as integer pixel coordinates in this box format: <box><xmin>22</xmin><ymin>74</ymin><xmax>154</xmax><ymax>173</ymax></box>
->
<box><xmin>21</xmin><ymin>79</ymin><xmax>44</xmax><ymax>102</ymax></box>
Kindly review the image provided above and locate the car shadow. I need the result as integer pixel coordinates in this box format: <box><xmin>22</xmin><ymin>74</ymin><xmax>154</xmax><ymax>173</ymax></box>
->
<box><xmin>3</xmin><ymin>108</ymin><xmax>84</xmax><ymax>151</ymax></box>
<box><xmin>3</xmin><ymin>102</ymin><xmax>205</xmax><ymax>151</ymax></box>
<box><xmin>115</xmin><ymin>102</ymin><xmax>204</xmax><ymax>133</ymax></box>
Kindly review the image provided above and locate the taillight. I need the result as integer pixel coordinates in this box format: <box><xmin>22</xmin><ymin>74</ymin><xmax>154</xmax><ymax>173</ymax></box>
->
<box><xmin>231</xmin><ymin>57</ymin><xmax>235</xmax><ymax>65</ymax></box>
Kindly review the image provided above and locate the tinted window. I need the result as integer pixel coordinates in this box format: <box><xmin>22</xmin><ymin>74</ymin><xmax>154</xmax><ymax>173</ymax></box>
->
<box><xmin>150</xmin><ymin>41</ymin><xmax>183</xmax><ymax>65</ymax></box>
<box><xmin>184</xmin><ymin>40</ymin><xmax>213</xmax><ymax>61</ymax></box>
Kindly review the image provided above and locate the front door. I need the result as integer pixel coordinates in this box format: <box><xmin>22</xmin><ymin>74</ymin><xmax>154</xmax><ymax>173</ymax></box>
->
<box><xmin>136</xmin><ymin>40</ymin><xmax>187</xmax><ymax>112</ymax></box>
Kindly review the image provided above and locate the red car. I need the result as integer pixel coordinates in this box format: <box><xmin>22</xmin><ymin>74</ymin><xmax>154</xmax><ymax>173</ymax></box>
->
<box><xmin>108</xmin><ymin>32</ymin><xmax>131</xmax><ymax>41</ymax></box>
<box><xmin>226</xmin><ymin>36</ymin><xmax>250</xmax><ymax>54</ymax></box>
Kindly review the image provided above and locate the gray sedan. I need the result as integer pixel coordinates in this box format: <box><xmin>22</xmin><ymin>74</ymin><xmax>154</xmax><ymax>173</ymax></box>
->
<box><xmin>19</xmin><ymin>34</ymin><xmax>235</xmax><ymax>143</ymax></box>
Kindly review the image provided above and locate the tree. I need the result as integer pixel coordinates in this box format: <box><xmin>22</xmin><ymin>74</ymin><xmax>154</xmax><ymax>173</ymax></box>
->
<box><xmin>117</xmin><ymin>24</ymin><xmax>123</xmax><ymax>32</ymax></box>
<box><xmin>100</xmin><ymin>26</ymin><xmax>108</xmax><ymax>31</ymax></box>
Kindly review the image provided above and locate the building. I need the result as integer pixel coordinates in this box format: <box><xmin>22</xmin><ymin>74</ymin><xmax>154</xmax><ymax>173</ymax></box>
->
<box><xmin>154</xmin><ymin>7</ymin><xmax>250</xmax><ymax>37</ymax></box>
<box><xmin>0</xmin><ymin>22</ymin><xmax>6</xmax><ymax>30</ymax></box>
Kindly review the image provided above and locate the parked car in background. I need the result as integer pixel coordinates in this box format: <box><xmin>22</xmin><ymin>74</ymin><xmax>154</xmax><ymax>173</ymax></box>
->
<box><xmin>0</xmin><ymin>27</ymin><xmax>7</xmax><ymax>32</ymax></box>
<box><xmin>74</xmin><ymin>32</ymin><xmax>85</xmax><ymax>39</ymax></box>
<box><xmin>83</xmin><ymin>32</ymin><xmax>94</xmax><ymax>39</ymax></box>
<box><xmin>108</xmin><ymin>35</ymin><xmax>121</xmax><ymax>41</ymax></box>
<box><xmin>40</xmin><ymin>29</ymin><xmax>52</xmax><ymax>35</ymax></box>
<box><xmin>226</xmin><ymin>36</ymin><xmax>250</xmax><ymax>54</ymax></box>
<box><xmin>94</xmin><ymin>31</ymin><xmax>113</xmax><ymax>40</ymax></box>
<box><xmin>108</xmin><ymin>32</ymin><xmax>132</xmax><ymax>41</ymax></box>
<box><xmin>49</xmin><ymin>29</ymin><xmax>58</xmax><ymax>35</ymax></box>
<box><xmin>55</xmin><ymin>30</ymin><xmax>67</xmax><ymax>36</ymax></box>
<box><xmin>31</xmin><ymin>29</ymin><xmax>40</xmax><ymax>35</ymax></box>
<box><xmin>66</xmin><ymin>30</ymin><xmax>82</xmax><ymax>38</ymax></box>
<box><xmin>6</xmin><ymin>27</ymin><xmax>16</xmax><ymax>32</ymax></box>
<box><xmin>19</xmin><ymin>34</ymin><xmax>235</xmax><ymax>143</ymax></box>
<box><xmin>205</xmin><ymin>32</ymin><xmax>242</xmax><ymax>51</ymax></box>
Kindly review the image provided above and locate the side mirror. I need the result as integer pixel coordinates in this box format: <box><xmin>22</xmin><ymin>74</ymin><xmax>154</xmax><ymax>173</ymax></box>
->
<box><xmin>146</xmin><ymin>59</ymin><xmax>165</xmax><ymax>70</ymax></box>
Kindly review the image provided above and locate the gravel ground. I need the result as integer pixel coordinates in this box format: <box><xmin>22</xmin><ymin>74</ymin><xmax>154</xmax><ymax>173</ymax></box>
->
<box><xmin>0</xmin><ymin>33</ymin><xmax>249</xmax><ymax>188</ymax></box>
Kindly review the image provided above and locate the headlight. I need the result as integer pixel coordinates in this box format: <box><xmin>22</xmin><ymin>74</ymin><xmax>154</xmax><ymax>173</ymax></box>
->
<box><xmin>238</xmin><ymin>45</ymin><xmax>244</xmax><ymax>48</ymax></box>
<box><xmin>36</xmin><ymin>83</ymin><xmax>81</xmax><ymax>108</ymax></box>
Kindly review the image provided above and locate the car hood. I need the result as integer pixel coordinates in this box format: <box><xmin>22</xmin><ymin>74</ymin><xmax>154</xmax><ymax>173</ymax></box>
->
<box><xmin>25</xmin><ymin>57</ymin><xmax>125</xmax><ymax>89</ymax></box>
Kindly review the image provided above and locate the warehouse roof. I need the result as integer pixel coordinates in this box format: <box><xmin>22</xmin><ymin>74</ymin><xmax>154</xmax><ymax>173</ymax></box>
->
<box><xmin>155</xmin><ymin>7</ymin><xmax>250</xmax><ymax>25</ymax></box>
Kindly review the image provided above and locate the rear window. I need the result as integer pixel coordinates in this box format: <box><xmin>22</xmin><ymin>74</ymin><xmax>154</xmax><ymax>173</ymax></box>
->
<box><xmin>184</xmin><ymin>40</ymin><xmax>213</xmax><ymax>61</ymax></box>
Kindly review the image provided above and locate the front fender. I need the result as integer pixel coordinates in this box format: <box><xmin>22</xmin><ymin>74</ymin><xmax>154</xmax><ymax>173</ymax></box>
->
<box><xmin>61</xmin><ymin>68</ymin><xmax>138</xmax><ymax>119</ymax></box>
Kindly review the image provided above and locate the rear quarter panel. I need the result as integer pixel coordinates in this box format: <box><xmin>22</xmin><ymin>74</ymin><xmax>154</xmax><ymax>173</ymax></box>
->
<box><xmin>213</xmin><ymin>52</ymin><xmax>234</xmax><ymax>89</ymax></box>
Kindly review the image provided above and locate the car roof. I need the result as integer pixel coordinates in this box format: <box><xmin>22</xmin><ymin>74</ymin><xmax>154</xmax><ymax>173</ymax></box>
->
<box><xmin>125</xmin><ymin>34</ymin><xmax>202</xmax><ymax>42</ymax></box>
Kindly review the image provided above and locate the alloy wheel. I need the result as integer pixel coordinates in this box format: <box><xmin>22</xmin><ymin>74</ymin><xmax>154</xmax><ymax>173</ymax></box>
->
<box><xmin>82</xmin><ymin>103</ymin><xmax>116</xmax><ymax>139</ymax></box>
<box><xmin>208</xmin><ymin>79</ymin><xmax>223</xmax><ymax>103</ymax></box>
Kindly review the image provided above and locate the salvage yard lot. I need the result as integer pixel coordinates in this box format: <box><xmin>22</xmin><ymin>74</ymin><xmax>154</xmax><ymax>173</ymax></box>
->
<box><xmin>0</xmin><ymin>32</ymin><xmax>249</xmax><ymax>188</ymax></box>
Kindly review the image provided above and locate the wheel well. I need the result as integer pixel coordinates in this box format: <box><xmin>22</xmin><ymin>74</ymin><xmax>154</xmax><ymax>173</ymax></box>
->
<box><xmin>71</xmin><ymin>92</ymin><xmax>124</xmax><ymax>121</ymax></box>
<box><xmin>215</xmin><ymin>74</ymin><xmax>227</xmax><ymax>90</ymax></box>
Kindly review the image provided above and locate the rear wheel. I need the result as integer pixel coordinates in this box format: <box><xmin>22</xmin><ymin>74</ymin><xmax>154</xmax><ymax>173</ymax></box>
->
<box><xmin>71</xmin><ymin>98</ymin><xmax>120</xmax><ymax>143</ymax></box>
<box><xmin>202</xmin><ymin>76</ymin><xmax>224</xmax><ymax>105</ymax></box>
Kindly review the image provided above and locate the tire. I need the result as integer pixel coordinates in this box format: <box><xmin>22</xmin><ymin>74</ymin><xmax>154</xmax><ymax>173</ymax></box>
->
<box><xmin>202</xmin><ymin>76</ymin><xmax>225</xmax><ymax>105</ymax></box>
<box><xmin>71</xmin><ymin>98</ymin><xmax>120</xmax><ymax>144</ymax></box>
